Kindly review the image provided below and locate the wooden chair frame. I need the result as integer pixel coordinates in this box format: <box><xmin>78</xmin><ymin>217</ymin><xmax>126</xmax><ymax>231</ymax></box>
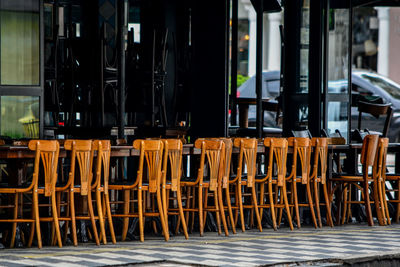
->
<box><xmin>256</xmin><ymin>138</ymin><xmax>293</xmax><ymax>231</ymax></box>
<box><xmin>181</xmin><ymin>139</ymin><xmax>229</xmax><ymax>236</ymax></box>
<box><xmin>329</xmin><ymin>135</ymin><xmax>385</xmax><ymax>226</ymax></box>
<box><xmin>62</xmin><ymin>140</ymin><xmax>101</xmax><ymax>246</ymax></box>
<box><xmin>0</xmin><ymin>140</ymin><xmax>61</xmax><ymax>248</ymax></box>
<box><xmin>109</xmin><ymin>139</ymin><xmax>169</xmax><ymax>242</ymax></box>
<box><xmin>231</xmin><ymin>138</ymin><xmax>262</xmax><ymax>232</ymax></box>
<box><xmin>285</xmin><ymin>137</ymin><xmax>318</xmax><ymax>228</ymax></box>
<box><xmin>310</xmin><ymin>138</ymin><xmax>334</xmax><ymax>227</ymax></box>
<box><xmin>162</xmin><ymin>139</ymin><xmax>189</xmax><ymax>239</ymax></box>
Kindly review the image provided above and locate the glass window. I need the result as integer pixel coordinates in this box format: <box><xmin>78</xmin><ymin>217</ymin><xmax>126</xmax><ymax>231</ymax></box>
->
<box><xmin>299</xmin><ymin>0</ymin><xmax>310</xmax><ymax>93</ymax></box>
<box><xmin>1</xmin><ymin>96</ymin><xmax>39</xmax><ymax>138</ymax></box>
<box><xmin>325</xmin><ymin>8</ymin><xmax>350</xmax><ymax>141</ymax></box>
<box><xmin>327</xmin><ymin>101</ymin><xmax>348</xmax><ymax>141</ymax></box>
<box><xmin>0</xmin><ymin>0</ymin><xmax>40</xmax><ymax>86</ymax></box>
<box><xmin>327</xmin><ymin>9</ymin><xmax>349</xmax><ymax>93</ymax></box>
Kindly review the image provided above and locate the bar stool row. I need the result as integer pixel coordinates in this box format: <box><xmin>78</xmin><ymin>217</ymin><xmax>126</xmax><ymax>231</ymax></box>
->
<box><xmin>0</xmin><ymin>136</ymin><xmax>392</xmax><ymax>248</ymax></box>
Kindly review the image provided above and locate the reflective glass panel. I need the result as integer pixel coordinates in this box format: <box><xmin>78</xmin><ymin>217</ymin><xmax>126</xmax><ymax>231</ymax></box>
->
<box><xmin>327</xmin><ymin>101</ymin><xmax>348</xmax><ymax>141</ymax></box>
<box><xmin>299</xmin><ymin>0</ymin><xmax>310</xmax><ymax>93</ymax></box>
<box><xmin>327</xmin><ymin>9</ymin><xmax>349</xmax><ymax>93</ymax></box>
<box><xmin>1</xmin><ymin>96</ymin><xmax>39</xmax><ymax>138</ymax></box>
<box><xmin>0</xmin><ymin>0</ymin><xmax>40</xmax><ymax>85</ymax></box>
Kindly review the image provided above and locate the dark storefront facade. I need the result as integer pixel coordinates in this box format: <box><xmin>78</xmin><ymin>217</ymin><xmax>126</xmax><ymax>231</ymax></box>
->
<box><xmin>0</xmin><ymin>0</ymin><xmax>399</xmax><ymax>142</ymax></box>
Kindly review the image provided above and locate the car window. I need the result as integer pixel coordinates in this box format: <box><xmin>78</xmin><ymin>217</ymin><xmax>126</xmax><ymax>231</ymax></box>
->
<box><xmin>265</xmin><ymin>80</ymin><xmax>280</xmax><ymax>97</ymax></box>
<box><xmin>360</xmin><ymin>74</ymin><xmax>400</xmax><ymax>100</ymax></box>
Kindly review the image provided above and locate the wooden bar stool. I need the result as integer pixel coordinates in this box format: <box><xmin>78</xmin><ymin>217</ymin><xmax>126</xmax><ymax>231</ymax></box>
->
<box><xmin>63</xmin><ymin>140</ymin><xmax>101</xmax><ymax>246</ymax></box>
<box><xmin>182</xmin><ymin>139</ymin><xmax>229</xmax><ymax>236</ymax></box>
<box><xmin>232</xmin><ymin>138</ymin><xmax>262</xmax><ymax>232</ymax></box>
<box><xmin>162</xmin><ymin>139</ymin><xmax>189</xmax><ymax>239</ymax></box>
<box><xmin>109</xmin><ymin>139</ymin><xmax>169</xmax><ymax>242</ymax></box>
<box><xmin>285</xmin><ymin>137</ymin><xmax>318</xmax><ymax>228</ymax></box>
<box><xmin>310</xmin><ymin>138</ymin><xmax>334</xmax><ymax>227</ymax></box>
<box><xmin>0</xmin><ymin>140</ymin><xmax>61</xmax><ymax>248</ymax></box>
<box><xmin>330</xmin><ymin>135</ymin><xmax>385</xmax><ymax>226</ymax></box>
<box><xmin>92</xmin><ymin>140</ymin><xmax>117</xmax><ymax>244</ymax></box>
<box><xmin>256</xmin><ymin>138</ymin><xmax>293</xmax><ymax>230</ymax></box>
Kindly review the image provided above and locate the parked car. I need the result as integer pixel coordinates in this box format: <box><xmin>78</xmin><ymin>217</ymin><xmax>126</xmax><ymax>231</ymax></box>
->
<box><xmin>236</xmin><ymin>70</ymin><xmax>400</xmax><ymax>141</ymax></box>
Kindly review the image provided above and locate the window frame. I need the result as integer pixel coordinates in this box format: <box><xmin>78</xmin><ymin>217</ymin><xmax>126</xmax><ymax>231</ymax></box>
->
<box><xmin>0</xmin><ymin>0</ymin><xmax>44</xmax><ymax>138</ymax></box>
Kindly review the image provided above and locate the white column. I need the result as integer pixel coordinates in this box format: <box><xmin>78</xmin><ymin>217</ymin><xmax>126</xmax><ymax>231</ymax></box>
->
<box><xmin>263</xmin><ymin>13</ymin><xmax>269</xmax><ymax>70</ymax></box>
<box><xmin>376</xmin><ymin>7</ymin><xmax>390</xmax><ymax>76</ymax></box>
<box><xmin>247</xmin><ymin>7</ymin><xmax>257</xmax><ymax>77</ymax></box>
<box><xmin>267</xmin><ymin>12</ymin><xmax>282</xmax><ymax>71</ymax></box>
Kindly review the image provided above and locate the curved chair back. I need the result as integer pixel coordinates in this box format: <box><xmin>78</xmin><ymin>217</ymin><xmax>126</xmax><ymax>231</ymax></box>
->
<box><xmin>234</xmin><ymin>138</ymin><xmax>258</xmax><ymax>187</ymax></box>
<box><xmin>264</xmin><ymin>138</ymin><xmax>288</xmax><ymax>187</ymax></box>
<box><xmin>360</xmin><ymin>135</ymin><xmax>379</xmax><ymax>168</ymax></box>
<box><xmin>133</xmin><ymin>139</ymin><xmax>164</xmax><ymax>193</ymax></box>
<box><xmin>288</xmin><ymin>137</ymin><xmax>311</xmax><ymax>184</ymax></box>
<box><xmin>194</xmin><ymin>139</ymin><xmax>225</xmax><ymax>191</ymax></box>
<box><xmin>28</xmin><ymin>140</ymin><xmax>60</xmax><ymax>197</ymax></box>
<box><xmin>162</xmin><ymin>139</ymin><xmax>183</xmax><ymax>191</ymax></box>
<box><xmin>64</xmin><ymin>140</ymin><xmax>93</xmax><ymax>195</ymax></box>
<box><xmin>92</xmin><ymin>140</ymin><xmax>111</xmax><ymax>193</ymax></box>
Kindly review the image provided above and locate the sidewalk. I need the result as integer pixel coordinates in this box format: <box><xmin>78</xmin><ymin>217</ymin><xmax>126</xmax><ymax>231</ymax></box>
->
<box><xmin>1</xmin><ymin>224</ymin><xmax>400</xmax><ymax>266</ymax></box>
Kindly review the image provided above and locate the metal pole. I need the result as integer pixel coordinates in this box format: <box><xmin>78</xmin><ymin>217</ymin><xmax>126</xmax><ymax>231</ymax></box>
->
<box><xmin>231</xmin><ymin>0</ymin><xmax>238</xmax><ymax>126</ymax></box>
<box><xmin>224</xmin><ymin>0</ymin><xmax>230</xmax><ymax>137</ymax></box>
<box><xmin>256</xmin><ymin>0</ymin><xmax>264</xmax><ymax>138</ymax></box>
<box><xmin>118</xmin><ymin>0</ymin><xmax>127</xmax><ymax>138</ymax></box>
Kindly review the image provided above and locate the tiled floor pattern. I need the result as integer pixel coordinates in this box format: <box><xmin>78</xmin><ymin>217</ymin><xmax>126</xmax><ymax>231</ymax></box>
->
<box><xmin>2</xmin><ymin>224</ymin><xmax>400</xmax><ymax>266</ymax></box>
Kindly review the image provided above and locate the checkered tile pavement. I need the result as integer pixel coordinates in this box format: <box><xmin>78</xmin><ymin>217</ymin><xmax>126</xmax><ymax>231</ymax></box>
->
<box><xmin>2</xmin><ymin>224</ymin><xmax>400</xmax><ymax>266</ymax></box>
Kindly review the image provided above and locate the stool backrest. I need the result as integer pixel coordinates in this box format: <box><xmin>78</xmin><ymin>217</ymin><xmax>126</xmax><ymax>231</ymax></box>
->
<box><xmin>234</xmin><ymin>138</ymin><xmax>258</xmax><ymax>187</ymax></box>
<box><xmin>264</xmin><ymin>138</ymin><xmax>288</xmax><ymax>186</ymax></box>
<box><xmin>93</xmin><ymin>140</ymin><xmax>111</xmax><ymax>194</ymax></box>
<box><xmin>194</xmin><ymin>139</ymin><xmax>225</xmax><ymax>191</ymax></box>
<box><xmin>64</xmin><ymin>140</ymin><xmax>93</xmax><ymax>195</ymax></box>
<box><xmin>374</xmin><ymin>137</ymin><xmax>388</xmax><ymax>181</ymax></box>
<box><xmin>310</xmin><ymin>138</ymin><xmax>328</xmax><ymax>184</ymax></box>
<box><xmin>133</xmin><ymin>139</ymin><xmax>164</xmax><ymax>193</ymax></box>
<box><xmin>288</xmin><ymin>137</ymin><xmax>311</xmax><ymax>184</ymax></box>
<box><xmin>360</xmin><ymin>135</ymin><xmax>379</xmax><ymax>168</ymax></box>
<box><xmin>28</xmin><ymin>140</ymin><xmax>60</xmax><ymax>197</ymax></box>
<box><xmin>162</xmin><ymin>139</ymin><xmax>183</xmax><ymax>191</ymax></box>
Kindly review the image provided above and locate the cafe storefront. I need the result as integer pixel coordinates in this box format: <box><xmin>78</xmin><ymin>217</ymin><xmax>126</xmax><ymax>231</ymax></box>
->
<box><xmin>0</xmin><ymin>0</ymin><xmax>398</xmax><ymax>141</ymax></box>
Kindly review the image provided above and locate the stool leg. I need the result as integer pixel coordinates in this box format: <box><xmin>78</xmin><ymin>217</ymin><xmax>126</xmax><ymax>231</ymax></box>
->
<box><xmin>225</xmin><ymin>186</ymin><xmax>236</xmax><ymax>234</ymax></box>
<box><xmin>268</xmin><ymin>181</ymin><xmax>277</xmax><ymax>231</ymax></box>
<box><xmin>96</xmin><ymin>189</ymin><xmax>107</xmax><ymax>244</ymax></box>
<box><xmin>251</xmin><ymin>185</ymin><xmax>262</xmax><ymax>232</ymax></box>
<box><xmin>51</xmin><ymin>191</ymin><xmax>63</xmax><ymax>247</ymax></box>
<box><xmin>314</xmin><ymin>181</ymin><xmax>322</xmax><ymax>228</ymax></box>
<box><xmin>156</xmin><ymin>189</ymin><xmax>169</xmax><ymax>241</ymax></box>
<box><xmin>293</xmin><ymin>182</ymin><xmax>301</xmax><ymax>229</ymax></box>
<box><xmin>87</xmin><ymin>192</ymin><xmax>100</xmax><ymax>245</ymax></box>
<box><xmin>306</xmin><ymin>182</ymin><xmax>318</xmax><ymax>228</ymax></box>
<box><xmin>198</xmin><ymin>186</ymin><xmax>204</xmax><ymax>237</ymax></box>
<box><xmin>121</xmin><ymin>190</ymin><xmax>130</xmax><ymax>241</ymax></box>
<box><xmin>138</xmin><ymin>188</ymin><xmax>144</xmax><ymax>242</ymax></box>
<box><xmin>70</xmin><ymin>189</ymin><xmax>78</xmax><ymax>246</ymax></box>
<box><xmin>33</xmin><ymin>190</ymin><xmax>42</xmax><ymax>249</ymax></box>
<box><xmin>10</xmin><ymin>193</ymin><xmax>19</xmax><ymax>248</ymax></box>
<box><xmin>322</xmin><ymin>183</ymin><xmax>334</xmax><ymax>227</ymax></box>
<box><xmin>177</xmin><ymin>187</ymin><xmax>189</xmax><ymax>239</ymax></box>
<box><xmin>282</xmin><ymin>183</ymin><xmax>294</xmax><ymax>230</ymax></box>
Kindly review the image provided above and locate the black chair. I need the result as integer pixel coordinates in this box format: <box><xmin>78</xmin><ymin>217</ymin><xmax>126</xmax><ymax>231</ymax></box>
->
<box><xmin>357</xmin><ymin>101</ymin><xmax>393</xmax><ymax>138</ymax></box>
<box><xmin>291</xmin><ymin>129</ymin><xmax>312</xmax><ymax>138</ymax></box>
